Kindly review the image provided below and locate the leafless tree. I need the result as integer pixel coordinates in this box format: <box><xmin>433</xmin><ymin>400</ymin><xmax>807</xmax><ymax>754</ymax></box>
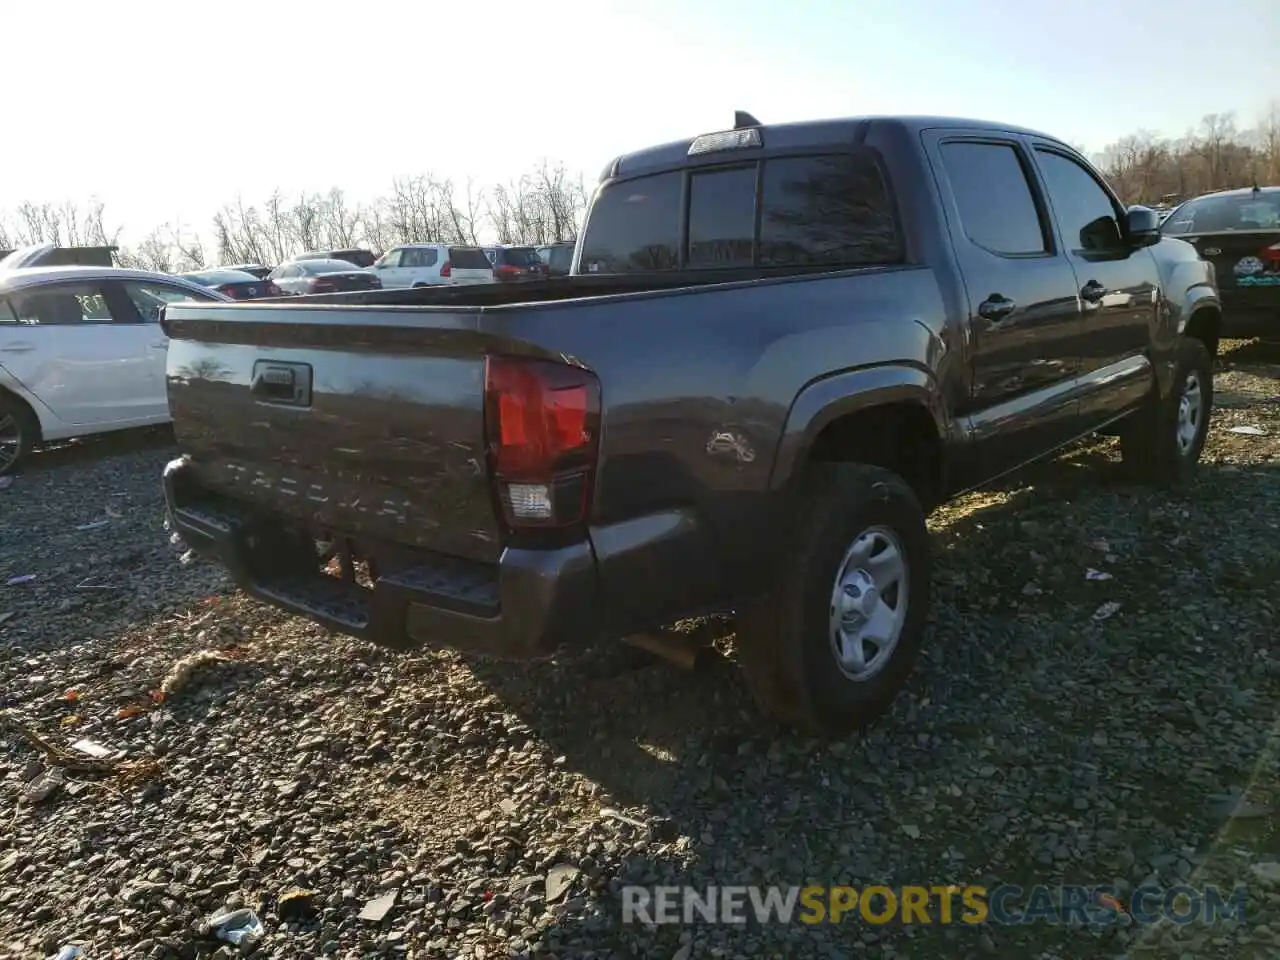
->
<box><xmin>1093</xmin><ymin>105</ymin><xmax>1280</xmax><ymax>204</ymax></box>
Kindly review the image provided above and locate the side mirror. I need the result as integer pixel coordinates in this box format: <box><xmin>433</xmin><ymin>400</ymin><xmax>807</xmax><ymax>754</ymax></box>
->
<box><xmin>1125</xmin><ymin>205</ymin><xmax>1162</xmax><ymax>248</ymax></box>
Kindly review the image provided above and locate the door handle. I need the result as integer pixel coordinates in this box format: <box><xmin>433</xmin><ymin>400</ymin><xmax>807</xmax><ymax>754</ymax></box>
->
<box><xmin>977</xmin><ymin>294</ymin><xmax>1016</xmax><ymax>322</ymax></box>
<box><xmin>0</xmin><ymin>343</ymin><xmax>34</xmax><ymax>353</ymax></box>
<box><xmin>151</xmin><ymin>340</ymin><xmax>169</xmax><ymax>348</ymax></box>
<box><xmin>1080</xmin><ymin>280</ymin><xmax>1107</xmax><ymax>303</ymax></box>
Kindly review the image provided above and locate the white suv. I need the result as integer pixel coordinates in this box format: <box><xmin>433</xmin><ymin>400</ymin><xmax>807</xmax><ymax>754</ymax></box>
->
<box><xmin>371</xmin><ymin>244</ymin><xmax>494</xmax><ymax>287</ymax></box>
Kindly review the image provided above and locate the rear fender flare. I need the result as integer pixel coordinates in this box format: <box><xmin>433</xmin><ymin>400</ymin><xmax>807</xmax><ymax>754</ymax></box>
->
<box><xmin>767</xmin><ymin>364</ymin><xmax>950</xmax><ymax>491</ymax></box>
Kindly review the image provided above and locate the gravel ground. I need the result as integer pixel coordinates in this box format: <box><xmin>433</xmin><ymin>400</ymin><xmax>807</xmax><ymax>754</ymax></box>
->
<box><xmin>2</xmin><ymin>342</ymin><xmax>1279</xmax><ymax>960</ymax></box>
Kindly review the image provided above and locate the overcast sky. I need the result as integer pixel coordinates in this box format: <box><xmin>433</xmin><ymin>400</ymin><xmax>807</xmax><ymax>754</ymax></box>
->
<box><xmin>5</xmin><ymin>0</ymin><xmax>1277</xmax><ymax>242</ymax></box>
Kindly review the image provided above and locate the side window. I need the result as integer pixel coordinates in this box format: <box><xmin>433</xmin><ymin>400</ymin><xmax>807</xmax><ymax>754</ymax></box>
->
<box><xmin>9</xmin><ymin>283</ymin><xmax>115</xmax><ymax>325</ymax></box>
<box><xmin>1161</xmin><ymin>209</ymin><xmax>1193</xmax><ymax>235</ymax></box>
<box><xmin>578</xmin><ymin>171</ymin><xmax>681</xmax><ymax>273</ymax></box>
<box><xmin>939</xmin><ymin>142</ymin><xmax>1048</xmax><ymax>256</ymax></box>
<box><xmin>687</xmin><ymin>166</ymin><xmax>756</xmax><ymax>268</ymax></box>
<box><xmin>1034</xmin><ymin>149</ymin><xmax>1124</xmax><ymax>253</ymax></box>
<box><xmin>402</xmin><ymin>248</ymin><xmax>439</xmax><ymax>269</ymax></box>
<box><xmin>376</xmin><ymin>249</ymin><xmax>402</xmax><ymax>269</ymax></box>
<box><xmin>0</xmin><ymin>298</ymin><xmax>16</xmax><ymax>323</ymax></box>
<box><xmin>760</xmin><ymin>153</ymin><xmax>903</xmax><ymax>267</ymax></box>
<box><xmin>122</xmin><ymin>282</ymin><xmax>217</xmax><ymax>323</ymax></box>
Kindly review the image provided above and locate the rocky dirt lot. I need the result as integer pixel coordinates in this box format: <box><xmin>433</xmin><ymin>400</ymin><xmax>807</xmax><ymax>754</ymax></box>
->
<box><xmin>2</xmin><ymin>341</ymin><xmax>1280</xmax><ymax>960</ymax></box>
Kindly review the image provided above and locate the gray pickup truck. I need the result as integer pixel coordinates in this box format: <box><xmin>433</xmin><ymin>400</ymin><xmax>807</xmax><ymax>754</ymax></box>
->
<box><xmin>161</xmin><ymin>113</ymin><xmax>1220</xmax><ymax>736</ymax></box>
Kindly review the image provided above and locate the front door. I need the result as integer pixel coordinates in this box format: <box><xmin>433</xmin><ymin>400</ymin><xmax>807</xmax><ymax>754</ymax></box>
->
<box><xmin>373</xmin><ymin>248</ymin><xmax>408</xmax><ymax>288</ymax></box>
<box><xmin>926</xmin><ymin>133</ymin><xmax>1084</xmax><ymax>485</ymax></box>
<box><xmin>1027</xmin><ymin>144</ymin><xmax>1157</xmax><ymax>426</ymax></box>
<box><xmin>0</xmin><ymin>280</ymin><xmax>152</xmax><ymax>427</ymax></box>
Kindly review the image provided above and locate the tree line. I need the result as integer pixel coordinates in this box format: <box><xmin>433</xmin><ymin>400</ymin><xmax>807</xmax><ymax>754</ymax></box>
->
<box><xmin>1</xmin><ymin>104</ymin><xmax>1277</xmax><ymax>274</ymax></box>
<box><xmin>0</xmin><ymin>159</ymin><xmax>590</xmax><ymax>273</ymax></box>
<box><xmin>1092</xmin><ymin>105</ymin><xmax>1279</xmax><ymax>205</ymax></box>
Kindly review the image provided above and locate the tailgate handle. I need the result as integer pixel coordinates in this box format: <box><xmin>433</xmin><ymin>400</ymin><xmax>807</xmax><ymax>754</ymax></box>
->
<box><xmin>251</xmin><ymin>360</ymin><xmax>312</xmax><ymax>407</ymax></box>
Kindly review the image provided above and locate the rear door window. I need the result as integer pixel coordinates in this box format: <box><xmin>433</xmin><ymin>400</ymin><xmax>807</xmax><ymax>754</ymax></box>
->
<box><xmin>578</xmin><ymin>172</ymin><xmax>682</xmax><ymax>273</ymax></box>
<box><xmin>550</xmin><ymin>246</ymin><xmax>574</xmax><ymax>272</ymax></box>
<box><xmin>337</xmin><ymin>250</ymin><xmax>376</xmax><ymax>267</ymax></box>
<box><xmin>687</xmin><ymin>166</ymin><xmax>757</xmax><ymax>268</ymax></box>
<box><xmin>449</xmin><ymin>247</ymin><xmax>494</xmax><ymax>270</ymax></box>
<box><xmin>122</xmin><ymin>281</ymin><xmax>219</xmax><ymax>323</ymax></box>
<box><xmin>759</xmin><ymin>154</ymin><xmax>902</xmax><ymax>266</ymax></box>
<box><xmin>375</xmin><ymin>249</ymin><xmax>403</xmax><ymax>268</ymax></box>
<box><xmin>9</xmin><ymin>283</ymin><xmax>116</xmax><ymax>324</ymax></box>
<box><xmin>499</xmin><ymin>247</ymin><xmax>543</xmax><ymax>266</ymax></box>
<box><xmin>402</xmin><ymin>247</ymin><xmax>439</xmax><ymax>268</ymax></box>
<box><xmin>939</xmin><ymin>142</ymin><xmax>1047</xmax><ymax>256</ymax></box>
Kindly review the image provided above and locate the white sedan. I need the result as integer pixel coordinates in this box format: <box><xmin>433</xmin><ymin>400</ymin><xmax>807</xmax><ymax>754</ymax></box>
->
<box><xmin>0</xmin><ymin>262</ymin><xmax>229</xmax><ymax>474</ymax></box>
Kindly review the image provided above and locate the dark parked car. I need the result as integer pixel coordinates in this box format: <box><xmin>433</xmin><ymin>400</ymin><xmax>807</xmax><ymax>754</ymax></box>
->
<box><xmin>161</xmin><ymin>112</ymin><xmax>1219</xmax><ymax>736</ymax></box>
<box><xmin>484</xmin><ymin>245</ymin><xmax>548</xmax><ymax>281</ymax></box>
<box><xmin>293</xmin><ymin>248</ymin><xmax>378</xmax><ymax>269</ymax></box>
<box><xmin>536</xmin><ymin>241</ymin><xmax>575</xmax><ymax>278</ymax></box>
<box><xmin>1160</xmin><ymin>185</ymin><xmax>1280</xmax><ymax>336</ymax></box>
<box><xmin>223</xmin><ymin>263</ymin><xmax>273</xmax><ymax>280</ymax></box>
<box><xmin>179</xmin><ymin>268</ymin><xmax>282</xmax><ymax>300</ymax></box>
<box><xmin>267</xmin><ymin>258</ymin><xmax>382</xmax><ymax>295</ymax></box>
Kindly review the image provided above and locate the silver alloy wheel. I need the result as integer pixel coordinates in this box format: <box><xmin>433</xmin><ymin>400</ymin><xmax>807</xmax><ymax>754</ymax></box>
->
<box><xmin>0</xmin><ymin>413</ymin><xmax>19</xmax><ymax>472</ymax></box>
<box><xmin>1176</xmin><ymin>370</ymin><xmax>1203</xmax><ymax>455</ymax></box>
<box><xmin>829</xmin><ymin>524</ymin><xmax>910</xmax><ymax>682</ymax></box>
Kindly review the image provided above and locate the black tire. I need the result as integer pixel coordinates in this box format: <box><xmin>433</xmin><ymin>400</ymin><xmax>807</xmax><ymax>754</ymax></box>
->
<box><xmin>735</xmin><ymin>463</ymin><xmax>932</xmax><ymax>737</ymax></box>
<box><xmin>0</xmin><ymin>393</ymin><xmax>36</xmax><ymax>476</ymax></box>
<box><xmin>1119</xmin><ymin>337</ymin><xmax>1213</xmax><ymax>486</ymax></box>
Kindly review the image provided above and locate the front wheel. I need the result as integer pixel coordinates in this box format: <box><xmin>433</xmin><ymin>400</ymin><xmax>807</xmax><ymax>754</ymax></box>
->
<box><xmin>1120</xmin><ymin>337</ymin><xmax>1213</xmax><ymax>486</ymax></box>
<box><xmin>735</xmin><ymin>463</ymin><xmax>932</xmax><ymax>737</ymax></box>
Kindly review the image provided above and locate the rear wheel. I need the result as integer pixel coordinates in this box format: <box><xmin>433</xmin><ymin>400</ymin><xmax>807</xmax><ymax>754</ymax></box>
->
<box><xmin>0</xmin><ymin>393</ymin><xmax>37</xmax><ymax>476</ymax></box>
<box><xmin>1120</xmin><ymin>336</ymin><xmax>1213</xmax><ymax>486</ymax></box>
<box><xmin>735</xmin><ymin>463</ymin><xmax>932</xmax><ymax>737</ymax></box>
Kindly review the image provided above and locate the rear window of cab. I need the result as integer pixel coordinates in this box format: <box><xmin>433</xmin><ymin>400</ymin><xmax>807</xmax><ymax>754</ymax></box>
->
<box><xmin>578</xmin><ymin>151</ymin><xmax>902</xmax><ymax>274</ymax></box>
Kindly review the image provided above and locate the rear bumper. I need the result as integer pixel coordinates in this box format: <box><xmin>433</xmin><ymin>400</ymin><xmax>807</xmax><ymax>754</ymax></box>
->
<box><xmin>162</xmin><ymin>457</ymin><xmax>599</xmax><ymax>659</ymax></box>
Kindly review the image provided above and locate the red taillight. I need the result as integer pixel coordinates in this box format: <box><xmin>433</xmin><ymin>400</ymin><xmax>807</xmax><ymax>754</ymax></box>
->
<box><xmin>440</xmin><ymin>261</ymin><xmax>452</xmax><ymax>278</ymax></box>
<box><xmin>484</xmin><ymin>356</ymin><xmax>601</xmax><ymax>528</ymax></box>
<box><xmin>495</xmin><ymin>264</ymin><xmax>520</xmax><ymax>280</ymax></box>
<box><xmin>265</xmin><ymin>282</ymin><xmax>282</xmax><ymax>297</ymax></box>
<box><xmin>217</xmin><ymin>285</ymin><xmax>239</xmax><ymax>299</ymax></box>
<box><xmin>1262</xmin><ymin>242</ymin><xmax>1280</xmax><ymax>263</ymax></box>
<box><xmin>312</xmin><ymin>278</ymin><xmax>336</xmax><ymax>292</ymax></box>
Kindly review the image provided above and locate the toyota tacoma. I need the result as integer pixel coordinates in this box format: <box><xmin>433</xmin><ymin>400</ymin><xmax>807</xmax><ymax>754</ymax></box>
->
<box><xmin>161</xmin><ymin>112</ymin><xmax>1220</xmax><ymax>736</ymax></box>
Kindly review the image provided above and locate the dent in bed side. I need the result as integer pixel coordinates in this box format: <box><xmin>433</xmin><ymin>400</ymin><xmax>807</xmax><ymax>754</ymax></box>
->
<box><xmin>767</xmin><ymin>362</ymin><xmax>960</xmax><ymax>493</ymax></box>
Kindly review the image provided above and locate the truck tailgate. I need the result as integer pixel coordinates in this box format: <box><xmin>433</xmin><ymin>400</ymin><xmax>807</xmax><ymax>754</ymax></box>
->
<box><xmin>163</xmin><ymin>304</ymin><xmax>503</xmax><ymax>564</ymax></box>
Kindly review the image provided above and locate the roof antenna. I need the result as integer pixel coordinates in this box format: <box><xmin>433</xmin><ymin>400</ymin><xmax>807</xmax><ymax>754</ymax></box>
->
<box><xmin>734</xmin><ymin>110</ymin><xmax>761</xmax><ymax>129</ymax></box>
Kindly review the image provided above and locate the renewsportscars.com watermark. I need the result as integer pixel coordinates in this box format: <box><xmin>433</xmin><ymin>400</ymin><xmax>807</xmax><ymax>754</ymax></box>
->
<box><xmin>621</xmin><ymin>884</ymin><xmax>1248</xmax><ymax>926</ymax></box>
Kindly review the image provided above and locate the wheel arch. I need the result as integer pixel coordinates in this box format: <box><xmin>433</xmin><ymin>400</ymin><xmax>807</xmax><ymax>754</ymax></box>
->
<box><xmin>768</xmin><ymin>365</ymin><xmax>954</xmax><ymax>510</ymax></box>
<box><xmin>0</xmin><ymin>383</ymin><xmax>44</xmax><ymax>443</ymax></box>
